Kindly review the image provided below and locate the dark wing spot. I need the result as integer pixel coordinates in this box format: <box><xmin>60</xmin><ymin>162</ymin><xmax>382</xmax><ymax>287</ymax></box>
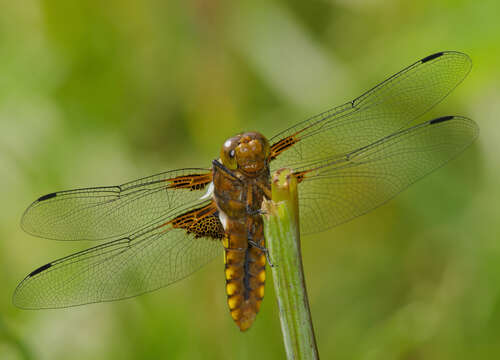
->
<box><xmin>421</xmin><ymin>52</ymin><xmax>444</xmax><ymax>63</ymax></box>
<box><xmin>37</xmin><ymin>192</ymin><xmax>57</xmax><ymax>202</ymax></box>
<box><xmin>28</xmin><ymin>263</ymin><xmax>52</xmax><ymax>277</ymax></box>
<box><xmin>429</xmin><ymin>115</ymin><xmax>454</xmax><ymax>125</ymax></box>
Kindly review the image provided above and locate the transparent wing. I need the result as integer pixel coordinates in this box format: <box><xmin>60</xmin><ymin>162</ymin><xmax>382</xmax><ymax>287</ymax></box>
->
<box><xmin>14</xmin><ymin>203</ymin><xmax>223</xmax><ymax>309</ymax></box>
<box><xmin>270</xmin><ymin>52</ymin><xmax>472</xmax><ymax>170</ymax></box>
<box><xmin>21</xmin><ymin>168</ymin><xmax>213</xmax><ymax>241</ymax></box>
<box><xmin>293</xmin><ymin>116</ymin><xmax>478</xmax><ymax>235</ymax></box>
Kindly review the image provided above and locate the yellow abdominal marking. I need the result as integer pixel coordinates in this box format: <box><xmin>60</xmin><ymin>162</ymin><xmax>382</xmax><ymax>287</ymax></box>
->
<box><xmin>225</xmin><ymin>267</ymin><xmax>236</xmax><ymax>280</ymax></box>
<box><xmin>257</xmin><ymin>254</ymin><xmax>266</xmax><ymax>267</ymax></box>
<box><xmin>258</xmin><ymin>270</ymin><xmax>266</xmax><ymax>283</ymax></box>
<box><xmin>230</xmin><ymin>309</ymin><xmax>241</xmax><ymax>321</ymax></box>
<box><xmin>226</xmin><ymin>281</ymin><xmax>238</xmax><ymax>296</ymax></box>
<box><xmin>228</xmin><ymin>295</ymin><xmax>243</xmax><ymax>310</ymax></box>
<box><xmin>257</xmin><ymin>285</ymin><xmax>265</xmax><ymax>299</ymax></box>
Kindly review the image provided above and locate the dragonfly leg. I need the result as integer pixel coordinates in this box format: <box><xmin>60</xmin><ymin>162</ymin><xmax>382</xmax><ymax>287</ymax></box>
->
<box><xmin>248</xmin><ymin>240</ymin><xmax>274</xmax><ymax>268</ymax></box>
<box><xmin>212</xmin><ymin>159</ymin><xmax>242</xmax><ymax>182</ymax></box>
<box><xmin>256</xmin><ymin>182</ymin><xmax>271</xmax><ymax>200</ymax></box>
<box><xmin>245</xmin><ymin>205</ymin><xmax>264</xmax><ymax>216</ymax></box>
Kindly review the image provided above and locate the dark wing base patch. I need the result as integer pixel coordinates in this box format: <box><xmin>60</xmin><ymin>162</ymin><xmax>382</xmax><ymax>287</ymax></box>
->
<box><xmin>167</xmin><ymin>202</ymin><xmax>224</xmax><ymax>239</ymax></box>
<box><xmin>165</xmin><ymin>173</ymin><xmax>212</xmax><ymax>191</ymax></box>
<box><xmin>270</xmin><ymin>135</ymin><xmax>299</xmax><ymax>161</ymax></box>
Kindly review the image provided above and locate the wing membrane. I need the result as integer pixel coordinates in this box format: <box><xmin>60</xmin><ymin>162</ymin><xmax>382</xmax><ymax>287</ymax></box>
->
<box><xmin>21</xmin><ymin>168</ymin><xmax>212</xmax><ymax>241</ymax></box>
<box><xmin>271</xmin><ymin>52</ymin><xmax>472</xmax><ymax>170</ymax></box>
<box><xmin>14</xmin><ymin>204</ymin><xmax>223</xmax><ymax>309</ymax></box>
<box><xmin>294</xmin><ymin>116</ymin><xmax>478</xmax><ymax>234</ymax></box>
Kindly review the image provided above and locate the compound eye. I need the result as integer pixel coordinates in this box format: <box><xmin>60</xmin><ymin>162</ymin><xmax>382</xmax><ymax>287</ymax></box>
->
<box><xmin>220</xmin><ymin>137</ymin><xmax>239</xmax><ymax>170</ymax></box>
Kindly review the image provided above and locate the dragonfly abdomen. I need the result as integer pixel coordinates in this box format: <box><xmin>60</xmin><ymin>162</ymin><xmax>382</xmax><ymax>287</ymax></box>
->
<box><xmin>222</xmin><ymin>216</ymin><xmax>266</xmax><ymax>332</ymax></box>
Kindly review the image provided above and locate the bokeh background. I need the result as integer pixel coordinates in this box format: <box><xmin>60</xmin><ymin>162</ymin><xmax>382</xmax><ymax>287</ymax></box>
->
<box><xmin>1</xmin><ymin>1</ymin><xmax>499</xmax><ymax>359</ymax></box>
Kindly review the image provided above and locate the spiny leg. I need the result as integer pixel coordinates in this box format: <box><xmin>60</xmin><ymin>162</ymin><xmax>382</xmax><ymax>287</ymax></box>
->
<box><xmin>248</xmin><ymin>239</ymin><xmax>274</xmax><ymax>268</ymax></box>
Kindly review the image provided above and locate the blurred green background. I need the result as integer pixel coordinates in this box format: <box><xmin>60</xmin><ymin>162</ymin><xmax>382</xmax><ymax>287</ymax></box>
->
<box><xmin>1</xmin><ymin>0</ymin><xmax>499</xmax><ymax>359</ymax></box>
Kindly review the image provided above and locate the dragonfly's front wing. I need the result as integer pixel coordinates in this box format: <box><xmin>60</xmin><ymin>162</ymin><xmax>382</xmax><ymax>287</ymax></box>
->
<box><xmin>270</xmin><ymin>52</ymin><xmax>471</xmax><ymax>172</ymax></box>
<box><xmin>21</xmin><ymin>168</ymin><xmax>213</xmax><ymax>242</ymax></box>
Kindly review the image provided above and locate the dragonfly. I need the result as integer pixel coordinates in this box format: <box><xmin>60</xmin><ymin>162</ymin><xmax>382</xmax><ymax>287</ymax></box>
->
<box><xmin>15</xmin><ymin>51</ymin><xmax>478</xmax><ymax>331</ymax></box>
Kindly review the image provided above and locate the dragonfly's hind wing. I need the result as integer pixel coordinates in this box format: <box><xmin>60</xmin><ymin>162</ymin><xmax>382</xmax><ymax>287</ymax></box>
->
<box><xmin>290</xmin><ymin>116</ymin><xmax>477</xmax><ymax>234</ymax></box>
<box><xmin>14</xmin><ymin>201</ymin><xmax>224</xmax><ymax>309</ymax></box>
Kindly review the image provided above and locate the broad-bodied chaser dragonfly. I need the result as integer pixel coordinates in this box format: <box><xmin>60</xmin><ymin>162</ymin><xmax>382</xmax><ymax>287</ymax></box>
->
<box><xmin>15</xmin><ymin>51</ymin><xmax>478</xmax><ymax>331</ymax></box>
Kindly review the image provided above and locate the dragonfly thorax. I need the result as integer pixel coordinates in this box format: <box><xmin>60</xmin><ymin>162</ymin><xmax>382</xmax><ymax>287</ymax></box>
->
<box><xmin>220</xmin><ymin>132</ymin><xmax>270</xmax><ymax>176</ymax></box>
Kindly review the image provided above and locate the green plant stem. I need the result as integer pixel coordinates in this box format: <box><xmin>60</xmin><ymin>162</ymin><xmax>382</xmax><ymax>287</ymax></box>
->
<box><xmin>262</xmin><ymin>168</ymin><xmax>319</xmax><ymax>360</ymax></box>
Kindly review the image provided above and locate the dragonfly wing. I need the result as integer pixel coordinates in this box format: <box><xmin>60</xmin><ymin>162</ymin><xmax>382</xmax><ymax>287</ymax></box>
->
<box><xmin>270</xmin><ymin>52</ymin><xmax>472</xmax><ymax>170</ymax></box>
<box><xmin>14</xmin><ymin>202</ymin><xmax>224</xmax><ymax>309</ymax></box>
<box><xmin>291</xmin><ymin>116</ymin><xmax>478</xmax><ymax>235</ymax></box>
<box><xmin>21</xmin><ymin>168</ymin><xmax>213</xmax><ymax>241</ymax></box>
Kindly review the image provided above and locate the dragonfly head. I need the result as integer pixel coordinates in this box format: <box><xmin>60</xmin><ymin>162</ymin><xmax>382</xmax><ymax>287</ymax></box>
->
<box><xmin>220</xmin><ymin>132</ymin><xmax>270</xmax><ymax>175</ymax></box>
